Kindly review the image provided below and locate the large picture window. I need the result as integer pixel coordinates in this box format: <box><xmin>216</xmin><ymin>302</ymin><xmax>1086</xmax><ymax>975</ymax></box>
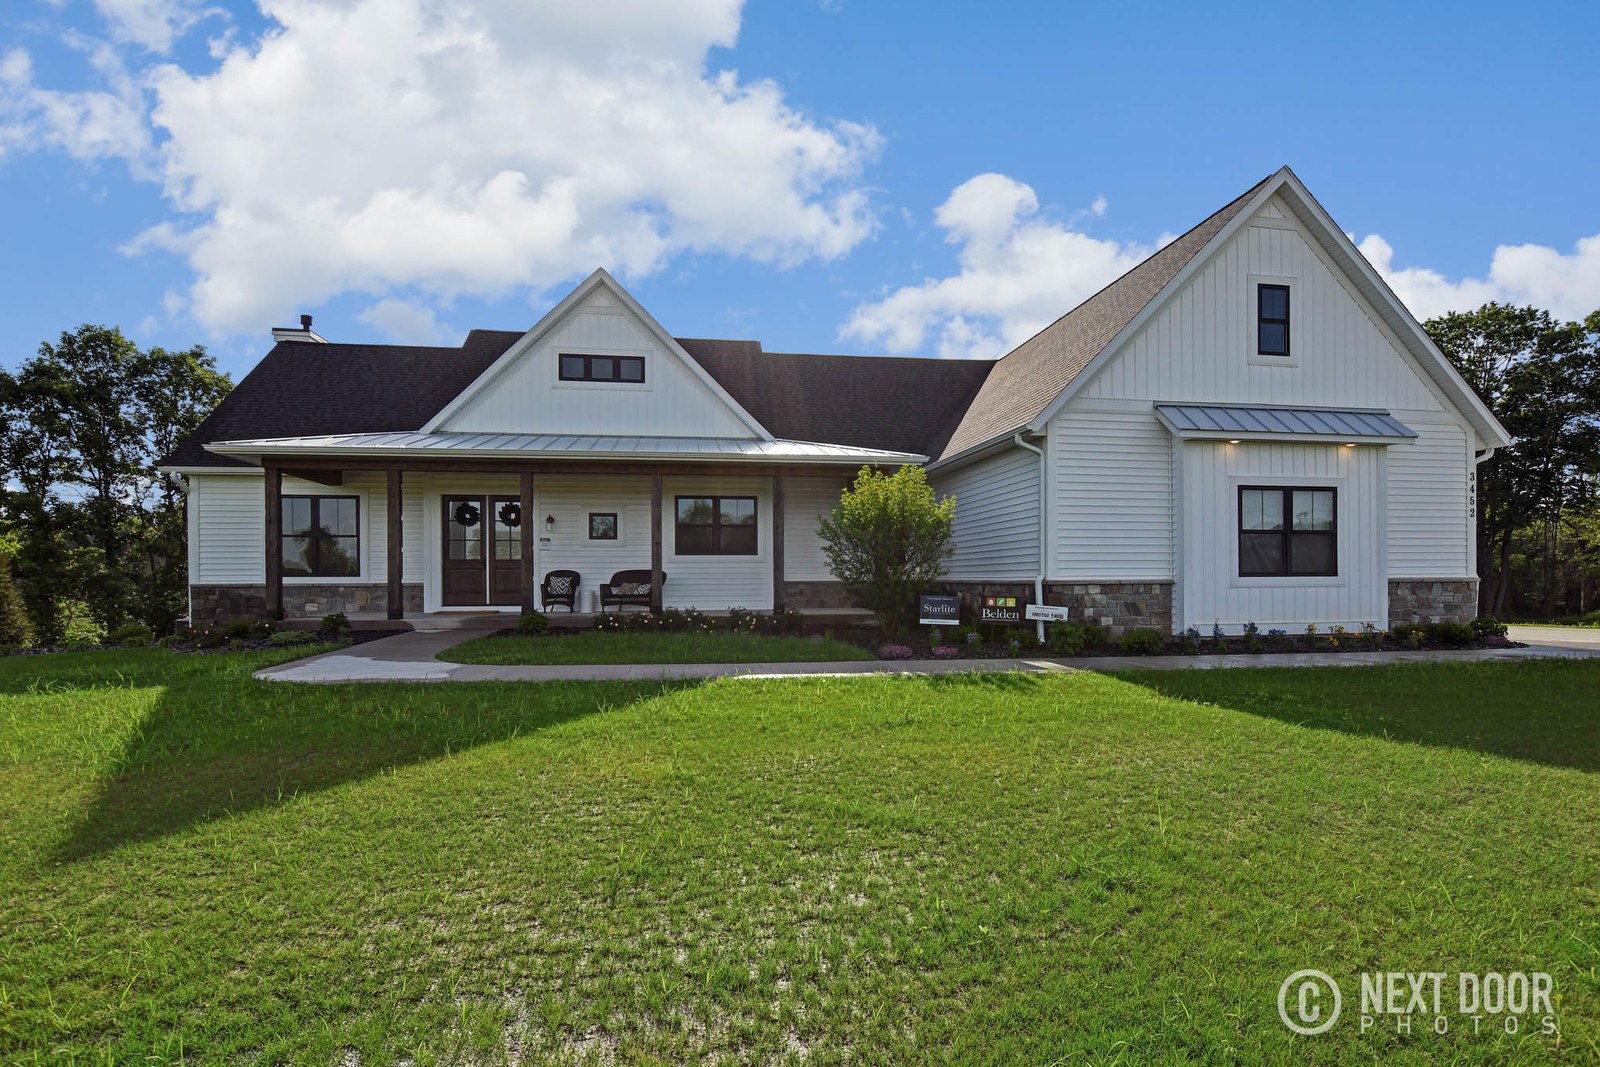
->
<box><xmin>1238</xmin><ymin>486</ymin><xmax>1335</xmax><ymax>577</ymax></box>
<box><xmin>283</xmin><ymin>496</ymin><xmax>360</xmax><ymax>577</ymax></box>
<box><xmin>675</xmin><ymin>496</ymin><xmax>757</xmax><ymax>555</ymax></box>
<box><xmin>559</xmin><ymin>353</ymin><xmax>646</xmax><ymax>383</ymax></box>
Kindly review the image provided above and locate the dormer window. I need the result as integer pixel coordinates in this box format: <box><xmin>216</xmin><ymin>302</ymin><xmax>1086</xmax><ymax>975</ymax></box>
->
<box><xmin>560</xmin><ymin>353</ymin><xmax>645</xmax><ymax>383</ymax></box>
<box><xmin>1257</xmin><ymin>284</ymin><xmax>1290</xmax><ymax>357</ymax></box>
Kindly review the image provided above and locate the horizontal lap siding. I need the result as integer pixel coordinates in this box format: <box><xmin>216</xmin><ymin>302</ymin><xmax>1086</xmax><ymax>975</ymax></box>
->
<box><xmin>1387</xmin><ymin>421</ymin><xmax>1471</xmax><ymax>576</ymax></box>
<box><xmin>932</xmin><ymin>448</ymin><xmax>1039</xmax><ymax>580</ymax></box>
<box><xmin>783</xmin><ymin>477</ymin><xmax>849</xmax><ymax>582</ymax></box>
<box><xmin>662</xmin><ymin>476</ymin><xmax>773</xmax><ymax>610</ymax></box>
<box><xmin>533</xmin><ymin>476</ymin><xmax>654</xmax><ymax>606</ymax></box>
<box><xmin>192</xmin><ymin>474</ymin><xmax>264</xmax><ymax>583</ymax></box>
<box><xmin>1050</xmin><ymin>410</ymin><xmax>1172</xmax><ymax>579</ymax></box>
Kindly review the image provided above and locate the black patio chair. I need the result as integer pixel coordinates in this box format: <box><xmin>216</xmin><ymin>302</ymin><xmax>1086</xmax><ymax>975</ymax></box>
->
<box><xmin>540</xmin><ymin>569</ymin><xmax>581</xmax><ymax>612</ymax></box>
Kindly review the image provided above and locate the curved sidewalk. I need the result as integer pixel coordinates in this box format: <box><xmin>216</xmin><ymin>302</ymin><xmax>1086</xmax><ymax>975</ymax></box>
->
<box><xmin>254</xmin><ymin>626</ymin><xmax>1600</xmax><ymax>684</ymax></box>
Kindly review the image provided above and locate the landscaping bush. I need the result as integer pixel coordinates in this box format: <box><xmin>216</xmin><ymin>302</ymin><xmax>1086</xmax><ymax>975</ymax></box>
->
<box><xmin>1046</xmin><ymin>622</ymin><xmax>1094</xmax><ymax>656</ymax></box>
<box><xmin>1176</xmin><ymin>627</ymin><xmax>1201</xmax><ymax>655</ymax></box>
<box><xmin>108</xmin><ymin>621</ymin><xmax>154</xmax><ymax>647</ymax></box>
<box><xmin>268</xmin><ymin>630</ymin><xmax>315</xmax><ymax>647</ymax></box>
<box><xmin>768</xmin><ymin>608</ymin><xmax>804</xmax><ymax>635</ymax></box>
<box><xmin>60</xmin><ymin>601</ymin><xmax>105</xmax><ymax>648</ymax></box>
<box><xmin>225</xmin><ymin>617</ymin><xmax>272</xmax><ymax>641</ymax></box>
<box><xmin>1118</xmin><ymin>627</ymin><xmax>1166</xmax><ymax>655</ymax></box>
<box><xmin>516</xmin><ymin>610</ymin><xmax>550</xmax><ymax>635</ymax></box>
<box><xmin>726</xmin><ymin>607</ymin><xmax>760</xmax><ymax>633</ymax></box>
<box><xmin>319</xmin><ymin>612</ymin><xmax>352</xmax><ymax>639</ymax></box>
<box><xmin>931</xmin><ymin>646</ymin><xmax>961</xmax><ymax>659</ymax></box>
<box><xmin>876</xmin><ymin>644</ymin><xmax>914</xmax><ymax>660</ymax></box>
<box><xmin>592</xmin><ymin>612</ymin><xmax>625</xmax><ymax>632</ymax></box>
<box><xmin>1243</xmin><ymin>621</ymin><xmax>1264</xmax><ymax>653</ymax></box>
<box><xmin>0</xmin><ymin>552</ymin><xmax>33</xmax><ymax>648</ymax></box>
<box><xmin>1472</xmin><ymin>616</ymin><xmax>1509</xmax><ymax>638</ymax></box>
<box><xmin>818</xmin><ymin>465</ymin><xmax>955</xmax><ymax>634</ymax></box>
<box><xmin>1431</xmin><ymin>621</ymin><xmax>1478</xmax><ymax>646</ymax></box>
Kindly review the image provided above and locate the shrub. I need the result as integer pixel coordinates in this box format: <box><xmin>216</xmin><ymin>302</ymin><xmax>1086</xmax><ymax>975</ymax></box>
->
<box><xmin>1118</xmin><ymin>627</ymin><xmax>1166</xmax><ymax>655</ymax></box>
<box><xmin>876</xmin><ymin>644</ymin><xmax>915</xmax><ymax>660</ymax></box>
<box><xmin>269</xmin><ymin>630</ymin><xmax>315</xmax><ymax>647</ymax></box>
<box><xmin>592</xmin><ymin>611</ymin><xmax>625</xmax><ymax>632</ymax></box>
<box><xmin>319</xmin><ymin>612</ymin><xmax>352</xmax><ymax>638</ymax></box>
<box><xmin>725</xmin><ymin>607</ymin><xmax>760</xmax><ymax>633</ymax></box>
<box><xmin>60</xmin><ymin>600</ymin><xmax>105</xmax><ymax>648</ymax></box>
<box><xmin>768</xmin><ymin>608</ymin><xmax>804</xmax><ymax>635</ymax></box>
<box><xmin>225</xmin><ymin>617</ymin><xmax>272</xmax><ymax>641</ymax></box>
<box><xmin>931</xmin><ymin>645</ymin><xmax>961</xmax><ymax>659</ymax></box>
<box><xmin>1472</xmin><ymin>616</ymin><xmax>1509</xmax><ymax>638</ymax></box>
<box><xmin>1432</xmin><ymin>621</ymin><xmax>1477</xmax><ymax>646</ymax></box>
<box><xmin>1080</xmin><ymin>623</ymin><xmax>1106</xmax><ymax>648</ymax></box>
<box><xmin>109</xmin><ymin>621</ymin><xmax>154</xmax><ymax>647</ymax></box>
<box><xmin>817</xmin><ymin>465</ymin><xmax>955</xmax><ymax>634</ymax></box>
<box><xmin>516</xmin><ymin>610</ymin><xmax>550</xmax><ymax>635</ymax></box>
<box><xmin>1243</xmin><ymin>621</ymin><xmax>1264</xmax><ymax>653</ymax></box>
<box><xmin>1046</xmin><ymin>622</ymin><xmax>1094</xmax><ymax>656</ymax></box>
<box><xmin>0</xmin><ymin>552</ymin><xmax>32</xmax><ymax>648</ymax></box>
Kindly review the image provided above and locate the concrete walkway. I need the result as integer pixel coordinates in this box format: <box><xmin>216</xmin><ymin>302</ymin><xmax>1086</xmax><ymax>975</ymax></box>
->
<box><xmin>254</xmin><ymin>624</ymin><xmax>1600</xmax><ymax>684</ymax></box>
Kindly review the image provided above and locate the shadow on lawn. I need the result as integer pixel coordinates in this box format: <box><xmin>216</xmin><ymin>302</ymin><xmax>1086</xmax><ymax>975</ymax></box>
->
<box><xmin>55</xmin><ymin>664</ymin><xmax>690</xmax><ymax>862</ymax></box>
<box><xmin>1116</xmin><ymin>659</ymin><xmax>1600</xmax><ymax>773</ymax></box>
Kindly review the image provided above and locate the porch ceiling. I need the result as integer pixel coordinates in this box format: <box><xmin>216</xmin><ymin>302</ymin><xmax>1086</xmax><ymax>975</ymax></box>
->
<box><xmin>205</xmin><ymin>431</ymin><xmax>926</xmax><ymax>466</ymax></box>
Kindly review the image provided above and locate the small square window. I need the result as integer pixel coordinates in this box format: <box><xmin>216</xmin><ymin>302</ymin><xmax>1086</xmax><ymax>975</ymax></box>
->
<box><xmin>1257</xmin><ymin>284</ymin><xmax>1290</xmax><ymax>357</ymax></box>
<box><xmin>588</xmin><ymin>512</ymin><xmax>618</xmax><ymax>540</ymax></box>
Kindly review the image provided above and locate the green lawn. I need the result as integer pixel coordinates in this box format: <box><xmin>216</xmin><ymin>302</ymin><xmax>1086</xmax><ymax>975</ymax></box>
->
<box><xmin>448</xmin><ymin>629</ymin><xmax>875</xmax><ymax>664</ymax></box>
<box><xmin>2</xmin><ymin>650</ymin><xmax>1597</xmax><ymax>1063</ymax></box>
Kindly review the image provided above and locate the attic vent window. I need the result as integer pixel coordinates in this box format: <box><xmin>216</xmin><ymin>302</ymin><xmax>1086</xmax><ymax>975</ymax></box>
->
<box><xmin>1257</xmin><ymin>284</ymin><xmax>1290</xmax><ymax>357</ymax></box>
<box><xmin>559</xmin><ymin>353</ymin><xmax>645</xmax><ymax>383</ymax></box>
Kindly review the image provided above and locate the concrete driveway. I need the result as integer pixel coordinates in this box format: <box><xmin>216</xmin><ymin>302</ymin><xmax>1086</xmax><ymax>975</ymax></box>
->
<box><xmin>1507</xmin><ymin>624</ymin><xmax>1600</xmax><ymax>652</ymax></box>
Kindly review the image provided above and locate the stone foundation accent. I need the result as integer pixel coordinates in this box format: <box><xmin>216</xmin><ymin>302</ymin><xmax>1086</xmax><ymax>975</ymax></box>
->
<box><xmin>782</xmin><ymin>581</ymin><xmax>853</xmax><ymax>610</ymax></box>
<box><xmin>189</xmin><ymin>584</ymin><xmax>424</xmax><ymax>625</ymax></box>
<box><xmin>1388</xmin><ymin>579</ymin><xmax>1477</xmax><ymax>626</ymax></box>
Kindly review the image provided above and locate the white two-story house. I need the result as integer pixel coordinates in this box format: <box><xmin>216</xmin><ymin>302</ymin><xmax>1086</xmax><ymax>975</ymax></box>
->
<box><xmin>162</xmin><ymin>167</ymin><xmax>1508</xmax><ymax>633</ymax></box>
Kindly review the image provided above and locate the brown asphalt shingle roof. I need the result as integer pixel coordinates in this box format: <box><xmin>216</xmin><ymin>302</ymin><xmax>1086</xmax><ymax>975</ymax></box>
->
<box><xmin>937</xmin><ymin>173</ymin><xmax>1273</xmax><ymax>458</ymax></box>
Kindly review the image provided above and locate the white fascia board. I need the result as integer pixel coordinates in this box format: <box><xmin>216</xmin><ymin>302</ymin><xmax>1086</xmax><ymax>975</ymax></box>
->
<box><xmin>1024</xmin><ymin>169</ymin><xmax>1291</xmax><ymax>436</ymax></box>
<box><xmin>925</xmin><ymin>429</ymin><xmax>1034</xmax><ymax>474</ymax></box>
<box><xmin>419</xmin><ymin>268</ymin><xmax>774</xmax><ymax>441</ymax></box>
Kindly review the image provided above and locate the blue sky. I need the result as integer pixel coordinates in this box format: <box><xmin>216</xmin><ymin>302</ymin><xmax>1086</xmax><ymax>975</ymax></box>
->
<box><xmin>2</xmin><ymin>0</ymin><xmax>1597</xmax><ymax>382</ymax></box>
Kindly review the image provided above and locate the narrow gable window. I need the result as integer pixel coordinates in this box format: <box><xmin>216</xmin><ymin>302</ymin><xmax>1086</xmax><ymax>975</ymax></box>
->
<box><xmin>1257</xmin><ymin>284</ymin><xmax>1290</xmax><ymax>356</ymax></box>
<box><xmin>559</xmin><ymin>353</ymin><xmax>646</xmax><ymax>383</ymax></box>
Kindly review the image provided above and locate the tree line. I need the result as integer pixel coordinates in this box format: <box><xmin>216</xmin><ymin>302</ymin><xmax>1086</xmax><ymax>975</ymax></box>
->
<box><xmin>0</xmin><ymin>303</ymin><xmax>1596</xmax><ymax>647</ymax></box>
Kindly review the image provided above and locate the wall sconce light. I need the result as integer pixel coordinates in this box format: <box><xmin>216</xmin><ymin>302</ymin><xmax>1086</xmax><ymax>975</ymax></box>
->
<box><xmin>544</xmin><ymin>514</ymin><xmax>556</xmax><ymax>532</ymax></box>
<box><xmin>1227</xmin><ymin>439</ymin><xmax>1241</xmax><ymax>445</ymax></box>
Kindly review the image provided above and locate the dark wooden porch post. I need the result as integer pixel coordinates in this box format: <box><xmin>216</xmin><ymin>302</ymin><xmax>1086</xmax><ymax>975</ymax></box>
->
<box><xmin>520</xmin><ymin>471</ymin><xmax>536</xmax><ymax>612</ymax></box>
<box><xmin>387</xmin><ymin>468</ymin><xmax>404</xmax><ymax>619</ymax></box>
<box><xmin>264</xmin><ymin>465</ymin><xmax>283</xmax><ymax>620</ymax></box>
<box><xmin>650</xmin><ymin>474</ymin><xmax>664</xmax><ymax>613</ymax></box>
<box><xmin>772</xmin><ymin>473</ymin><xmax>785</xmax><ymax>612</ymax></box>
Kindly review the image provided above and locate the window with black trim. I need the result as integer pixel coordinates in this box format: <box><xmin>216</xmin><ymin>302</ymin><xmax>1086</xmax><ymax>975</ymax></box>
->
<box><xmin>588</xmin><ymin>512</ymin><xmax>618</xmax><ymax>540</ymax></box>
<box><xmin>559</xmin><ymin>353</ymin><xmax>646</xmax><ymax>383</ymax></box>
<box><xmin>675</xmin><ymin>496</ymin><xmax>757</xmax><ymax>555</ymax></box>
<box><xmin>1257</xmin><ymin>283</ymin><xmax>1290</xmax><ymax>356</ymax></box>
<box><xmin>1239</xmin><ymin>487</ymin><xmax>1335</xmax><ymax>576</ymax></box>
<box><xmin>283</xmin><ymin>496</ymin><xmax>360</xmax><ymax>577</ymax></box>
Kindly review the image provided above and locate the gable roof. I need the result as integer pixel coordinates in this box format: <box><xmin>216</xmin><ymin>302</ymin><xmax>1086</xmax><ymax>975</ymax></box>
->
<box><xmin>160</xmin><ymin>329</ymin><xmax>521</xmax><ymax>468</ymax></box>
<box><xmin>938</xmin><ymin>174</ymin><xmax>1274</xmax><ymax>459</ymax></box>
<box><xmin>679</xmin><ymin>340</ymin><xmax>993</xmax><ymax>457</ymax></box>
<box><xmin>939</xmin><ymin>165</ymin><xmax>1512</xmax><ymax>461</ymax></box>
<box><xmin>420</xmin><ymin>268</ymin><xmax>773</xmax><ymax>440</ymax></box>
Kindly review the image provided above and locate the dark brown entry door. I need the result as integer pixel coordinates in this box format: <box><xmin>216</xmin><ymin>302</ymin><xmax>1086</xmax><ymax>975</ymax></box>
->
<box><xmin>443</xmin><ymin>495</ymin><xmax>527</xmax><ymax>607</ymax></box>
<box><xmin>487</xmin><ymin>495</ymin><xmax>524</xmax><ymax>606</ymax></box>
<box><xmin>442</xmin><ymin>496</ymin><xmax>488</xmax><ymax>606</ymax></box>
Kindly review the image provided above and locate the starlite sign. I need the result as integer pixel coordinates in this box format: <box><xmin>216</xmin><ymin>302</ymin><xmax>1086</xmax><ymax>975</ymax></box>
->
<box><xmin>918</xmin><ymin>594</ymin><xmax>961</xmax><ymax>626</ymax></box>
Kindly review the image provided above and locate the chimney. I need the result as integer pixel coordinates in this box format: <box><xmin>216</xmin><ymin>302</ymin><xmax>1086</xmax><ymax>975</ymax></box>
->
<box><xmin>272</xmin><ymin>313</ymin><xmax>328</xmax><ymax>344</ymax></box>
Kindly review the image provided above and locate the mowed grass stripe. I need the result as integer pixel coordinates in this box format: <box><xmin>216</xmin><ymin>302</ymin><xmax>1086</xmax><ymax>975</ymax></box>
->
<box><xmin>0</xmin><ymin>650</ymin><xmax>1595</xmax><ymax>1063</ymax></box>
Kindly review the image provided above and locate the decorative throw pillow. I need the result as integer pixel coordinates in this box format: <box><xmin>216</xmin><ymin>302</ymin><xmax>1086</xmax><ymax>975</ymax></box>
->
<box><xmin>547</xmin><ymin>576</ymin><xmax>573</xmax><ymax>595</ymax></box>
<box><xmin>618</xmin><ymin>582</ymin><xmax>647</xmax><ymax>596</ymax></box>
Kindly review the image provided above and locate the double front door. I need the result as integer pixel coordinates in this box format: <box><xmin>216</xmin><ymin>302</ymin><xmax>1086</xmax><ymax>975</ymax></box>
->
<box><xmin>442</xmin><ymin>495</ymin><xmax>525</xmax><ymax>606</ymax></box>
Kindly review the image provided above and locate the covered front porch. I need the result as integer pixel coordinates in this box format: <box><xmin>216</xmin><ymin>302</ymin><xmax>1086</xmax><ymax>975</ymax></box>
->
<box><xmin>201</xmin><ymin>431</ymin><xmax>917</xmax><ymax>625</ymax></box>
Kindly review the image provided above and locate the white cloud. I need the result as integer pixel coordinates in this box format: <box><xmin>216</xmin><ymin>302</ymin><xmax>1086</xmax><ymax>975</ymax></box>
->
<box><xmin>4</xmin><ymin>0</ymin><xmax>880</xmax><ymax>335</ymax></box>
<box><xmin>0</xmin><ymin>43</ymin><xmax>152</xmax><ymax>166</ymax></box>
<box><xmin>1360</xmin><ymin>232</ymin><xmax>1600</xmax><ymax>323</ymax></box>
<box><xmin>358</xmin><ymin>298</ymin><xmax>456</xmax><ymax>344</ymax></box>
<box><xmin>842</xmin><ymin>173</ymin><xmax>1156</xmax><ymax>359</ymax></box>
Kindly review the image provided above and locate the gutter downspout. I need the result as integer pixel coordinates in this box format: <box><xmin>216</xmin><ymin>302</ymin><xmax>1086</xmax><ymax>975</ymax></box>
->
<box><xmin>1013</xmin><ymin>432</ymin><xmax>1047</xmax><ymax>643</ymax></box>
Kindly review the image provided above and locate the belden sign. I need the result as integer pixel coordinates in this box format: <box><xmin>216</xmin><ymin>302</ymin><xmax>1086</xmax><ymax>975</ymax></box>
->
<box><xmin>979</xmin><ymin>596</ymin><xmax>1025</xmax><ymax>624</ymax></box>
<box><xmin>918</xmin><ymin>594</ymin><xmax>961</xmax><ymax>626</ymax></box>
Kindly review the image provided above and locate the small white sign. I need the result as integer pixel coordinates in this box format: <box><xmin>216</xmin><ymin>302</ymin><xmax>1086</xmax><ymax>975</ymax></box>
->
<box><xmin>1025</xmin><ymin>604</ymin><xmax>1071</xmax><ymax>622</ymax></box>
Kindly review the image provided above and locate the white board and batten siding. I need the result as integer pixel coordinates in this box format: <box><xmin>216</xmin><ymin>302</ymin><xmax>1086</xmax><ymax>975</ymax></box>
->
<box><xmin>931</xmin><ymin>448</ymin><xmax>1040</xmax><ymax>580</ymax></box>
<box><xmin>439</xmin><ymin>291</ymin><xmax>755</xmax><ymax>439</ymax></box>
<box><xmin>1176</xmin><ymin>441</ymin><xmax>1387</xmax><ymax>632</ymax></box>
